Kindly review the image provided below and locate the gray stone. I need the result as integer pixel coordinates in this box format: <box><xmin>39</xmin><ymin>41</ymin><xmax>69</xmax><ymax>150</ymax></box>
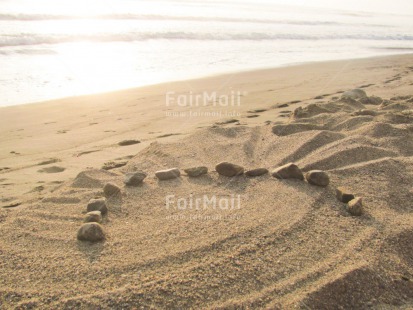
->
<box><xmin>87</xmin><ymin>198</ymin><xmax>108</xmax><ymax>215</ymax></box>
<box><xmin>342</xmin><ymin>89</ymin><xmax>367</xmax><ymax>100</ymax></box>
<box><xmin>271</xmin><ymin>163</ymin><xmax>304</xmax><ymax>180</ymax></box>
<box><xmin>124</xmin><ymin>171</ymin><xmax>147</xmax><ymax>186</ymax></box>
<box><xmin>305</xmin><ymin>170</ymin><xmax>330</xmax><ymax>187</ymax></box>
<box><xmin>336</xmin><ymin>187</ymin><xmax>355</xmax><ymax>203</ymax></box>
<box><xmin>77</xmin><ymin>223</ymin><xmax>105</xmax><ymax>242</ymax></box>
<box><xmin>84</xmin><ymin>211</ymin><xmax>102</xmax><ymax>223</ymax></box>
<box><xmin>103</xmin><ymin>182</ymin><xmax>121</xmax><ymax>197</ymax></box>
<box><xmin>155</xmin><ymin>168</ymin><xmax>181</xmax><ymax>180</ymax></box>
<box><xmin>215</xmin><ymin>162</ymin><xmax>244</xmax><ymax>177</ymax></box>
<box><xmin>184</xmin><ymin>166</ymin><xmax>208</xmax><ymax>177</ymax></box>
<box><xmin>245</xmin><ymin>168</ymin><xmax>268</xmax><ymax>177</ymax></box>
<box><xmin>348</xmin><ymin>197</ymin><xmax>363</xmax><ymax>216</ymax></box>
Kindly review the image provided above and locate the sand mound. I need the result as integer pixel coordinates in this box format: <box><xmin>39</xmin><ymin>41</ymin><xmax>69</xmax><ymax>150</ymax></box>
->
<box><xmin>280</xmin><ymin>130</ymin><xmax>346</xmax><ymax>164</ymax></box>
<box><xmin>376</xmin><ymin>112</ymin><xmax>413</xmax><ymax>124</ymax></box>
<box><xmin>272</xmin><ymin>123</ymin><xmax>324</xmax><ymax>136</ymax></box>
<box><xmin>354</xmin><ymin>122</ymin><xmax>408</xmax><ymax>138</ymax></box>
<box><xmin>71</xmin><ymin>169</ymin><xmax>120</xmax><ymax>188</ymax></box>
<box><xmin>301</xmin><ymin>144</ymin><xmax>397</xmax><ymax>171</ymax></box>
<box><xmin>293</xmin><ymin>103</ymin><xmax>335</xmax><ymax>119</ymax></box>
<box><xmin>329</xmin><ymin>115</ymin><xmax>374</xmax><ymax>131</ymax></box>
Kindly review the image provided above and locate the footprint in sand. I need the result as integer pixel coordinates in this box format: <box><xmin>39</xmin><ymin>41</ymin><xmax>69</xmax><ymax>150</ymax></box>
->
<box><xmin>215</xmin><ymin>119</ymin><xmax>239</xmax><ymax>125</ymax></box>
<box><xmin>57</xmin><ymin>130</ymin><xmax>68</xmax><ymax>134</ymax></box>
<box><xmin>102</xmin><ymin>160</ymin><xmax>128</xmax><ymax>170</ymax></box>
<box><xmin>1</xmin><ymin>201</ymin><xmax>21</xmax><ymax>208</ymax></box>
<box><xmin>29</xmin><ymin>185</ymin><xmax>45</xmax><ymax>193</ymax></box>
<box><xmin>38</xmin><ymin>166</ymin><xmax>66</xmax><ymax>173</ymax></box>
<box><xmin>247</xmin><ymin>109</ymin><xmax>267</xmax><ymax>113</ymax></box>
<box><xmin>116</xmin><ymin>155</ymin><xmax>134</xmax><ymax>160</ymax></box>
<box><xmin>75</xmin><ymin>150</ymin><xmax>100</xmax><ymax>157</ymax></box>
<box><xmin>359</xmin><ymin>83</ymin><xmax>375</xmax><ymax>88</ymax></box>
<box><xmin>38</xmin><ymin>158</ymin><xmax>61</xmax><ymax>166</ymax></box>
<box><xmin>157</xmin><ymin>133</ymin><xmax>182</xmax><ymax>138</ymax></box>
<box><xmin>118</xmin><ymin>139</ymin><xmax>141</xmax><ymax>146</ymax></box>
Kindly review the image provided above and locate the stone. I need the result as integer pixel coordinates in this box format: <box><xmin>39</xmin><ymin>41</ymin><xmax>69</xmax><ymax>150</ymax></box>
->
<box><xmin>155</xmin><ymin>168</ymin><xmax>180</xmax><ymax>180</ymax></box>
<box><xmin>184</xmin><ymin>166</ymin><xmax>208</xmax><ymax>177</ymax></box>
<box><xmin>215</xmin><ymin>162</ymin><xmax>244</xmax><ymax>177</ymax></box>
<box><xmin>305</xmin><ymin>170</ymin><xmax>330</xmax><ymax>187</ymax></box>
<box><xmin>87</xmin><ymin>198</ymin><xmax>108</xmax><ymax>215</ymax></box>
<box><xmin>342</xmin><ymin>89</ymin><xmax>367</xmax><ymax>100</ymax></box>
<box><xmin>103</xmin><ymin>182</ymin><xmax>121</xmax><ymax>197</ymax></box>
<box><xmin>271</xmin><ymin>163</ymin><xmax>304</xmax><ymax>180</ymax></box>
<box><xmin>77</xmin><ymin>223</ymin><xmax>105</xmax><ymax>242</ymax></box>
<box><xmin>124</xmin><ymin>171</ymin><xmax>147</xmax><ymax>186</ymax></box>
<box><xmin>348</xmin><ymin>197</ymin><xmax>363</xmax><ymax>216</ymax></box>
<box><xmin>84</xmin><ymin>211</ymin><xmax>102</xmax><ymax>223</ymax></box>
<box><xmin>245</xmin><ymin>168</ymin><xmax>268</xmax><ymax>177</ymax></box>
<box><xmin>336</xmin><ymin>187</ymin><xmax>355</xmax><ymax>203</ymax></box>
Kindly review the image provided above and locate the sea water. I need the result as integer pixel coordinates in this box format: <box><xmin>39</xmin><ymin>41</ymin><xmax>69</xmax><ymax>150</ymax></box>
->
<box><xmin>0</xmin><ymin>0</ymin><xmax>412</xmax><ymax>106</ymax></box>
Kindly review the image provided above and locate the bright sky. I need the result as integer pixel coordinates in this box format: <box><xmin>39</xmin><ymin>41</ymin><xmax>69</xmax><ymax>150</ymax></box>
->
<box><xmin>0</xmin><ymin>0</ymin><xmax>412</xmax><ymax>16</ymax></box>
<box><xmin>267</xmin><ymin>0</ymin><xmax>413</xmax><ymax>15</ymax></box>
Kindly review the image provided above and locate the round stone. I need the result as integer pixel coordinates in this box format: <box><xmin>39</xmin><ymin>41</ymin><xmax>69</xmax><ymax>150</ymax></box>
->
<box><xmin>184</xmin><ymin>166</ymin><xmax>208</xmax><ymax>177</ymax></box>
<box><xmin>77</xmin><ymin>223</ymin><xmax>105</xmax><ymax>242</ymax></box>
<box><xmin>271</xmin><ymin>163</ymin><xmax>304</xmax><ymax>180</ymax></box>
<box><xmin>155</xmin><ymin>168</ymin><xmax>181</xmax><ymax>180</ymax></box>
<box><xmin>124</xmin><ymin>171</ymin><xmax>147</xmax><ymax>186</ymax></box>
<box><xmin>103</xmin><ymin>182</ymin><xmax>121</xmax><ymax>197</ymax></box>
<box><xmin>245</xmin><ymin>168</ymin><xmax>268</xmax><ymax>177</ymax></box>
<box><xmin>84</xmin><ymin>211</ymin><xmax>102</xmax><ymax>223</ymax></box>
<box><xmin>305</xmin><ymin>170</ymin><xmax>330</xmax><ymax>187</ymax></box>
<box><xmin>87</xmin><ymin>198</ymin><xmax>108</xmax><ymax>215</ymax></box>
<box><xmin>348</xmin><ymin>197</ymin><xmax>363</xmax><ymax>216</ymax></box>
<box><xmin>215</xmin><ymin>162</ymin><xmax>244</xmax><ymax>177</ymax></box>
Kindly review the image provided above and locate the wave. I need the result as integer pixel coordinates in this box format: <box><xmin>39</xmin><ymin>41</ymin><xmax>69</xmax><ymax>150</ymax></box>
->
<box><xmin>1</xmin><ymin>32</ymin><xmax>412</xmax><ymax>48</ymax></box>
<box><xmin>0</xmin><ymin>32</ymin><xmax>411</xmax><ymax>48</ymax></box>
<box><xmin>0</xmin><ymin>48</ymin><xmax>57</xmax><ymax>55</ymax></box>
<box><xmin>0</xmin><ymin>13</ymin><xmax>390</xmax><ymax>28</ymax></box>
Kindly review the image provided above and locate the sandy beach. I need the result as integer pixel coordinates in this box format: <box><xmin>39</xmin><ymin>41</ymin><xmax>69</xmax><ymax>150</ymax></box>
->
<box><xmin>0</xmin><ymin>54</ymin><xmax>413</xmax><ymax>308</ymax></box>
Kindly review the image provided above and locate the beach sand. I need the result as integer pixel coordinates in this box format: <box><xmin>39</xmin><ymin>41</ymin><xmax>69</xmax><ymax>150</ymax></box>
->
<box><xmin>0</xmin><ymin>54</ymin><xmax>412</xmax><ymax>308</ymax></box>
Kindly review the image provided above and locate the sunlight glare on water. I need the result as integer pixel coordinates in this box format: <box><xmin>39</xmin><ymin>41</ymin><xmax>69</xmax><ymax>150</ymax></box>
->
<box><xmin>0</xmin><ymin>0</ymin><xmax>412</xmax><ymax>106</ymax></box>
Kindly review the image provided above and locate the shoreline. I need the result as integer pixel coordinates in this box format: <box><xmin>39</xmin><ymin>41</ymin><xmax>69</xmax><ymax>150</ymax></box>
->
<box><xmin>2</xmin><ymin>52</ymin><xmax>412</xmax><ymax>109</ymax></box>
<box><xmin>1</xmin><ymin>53</ymin><xmax>413</xmax><ymax>203</ymax></box>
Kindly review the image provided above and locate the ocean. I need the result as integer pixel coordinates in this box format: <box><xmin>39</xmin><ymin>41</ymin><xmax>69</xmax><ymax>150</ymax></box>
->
<box><xmin>0</xmin><ymin>0</ymin><xmax>412</xmax><ymax>106</ymax></box>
